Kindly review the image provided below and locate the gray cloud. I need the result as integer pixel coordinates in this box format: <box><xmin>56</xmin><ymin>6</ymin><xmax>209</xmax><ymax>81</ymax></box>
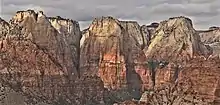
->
<box><xmin>1</xmin><ymin>0</ymin><xmax>220</xmax><ymax>30</ymax></box>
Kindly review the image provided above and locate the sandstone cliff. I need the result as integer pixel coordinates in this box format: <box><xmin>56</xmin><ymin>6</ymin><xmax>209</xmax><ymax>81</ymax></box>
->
<box><xmin>199</xmin><ymin>27</ymin><xmax>220</xmax><ymax>57</ymax></box>
<box><xmin>1</xmin><ymin>10</ymin><xmax>220</xmax><ymax>105</ymax></box>
<box><xmin>139</xmin><ymin>17</ymin><xmax>219</xmax><ymax>104</ymax></box>
<box><xmin>80</xmin><ymin>17</ymin><xmax>149</xmax><ymax>103</ymax></box>
<box><xmin>0</xmin><ymin>10</ymin><xmax>104</xmax><ymax>105</ymax></box>
<box><xmin>119</xmin><ymin>21</ymin><xmax>147</xmax><ymax>49</ymax></box>
<box><xmin>80</xmin><ymin>28</ymin><xmax>89</xmax><ymax>48</ymax></box>
<box><xmin>144</xmin><ymin>16</ymin><xmax>212</xmax><ymax>60</ymax></box>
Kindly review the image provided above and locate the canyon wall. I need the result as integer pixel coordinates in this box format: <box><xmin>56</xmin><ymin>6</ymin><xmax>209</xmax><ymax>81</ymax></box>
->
<box><xmin>0</xmin><ymin>10</ymin><xmax>220</xmax><ymax>105</ymax></box>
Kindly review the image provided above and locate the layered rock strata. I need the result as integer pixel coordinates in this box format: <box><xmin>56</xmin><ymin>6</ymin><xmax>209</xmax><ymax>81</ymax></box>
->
<box><xmin>199</xmin><ymin>27</ymin><xmax>220</xmax><ymax>57</ymax></box>
<box><xmin>80</xmin><ymin>17</ymin><xmax>149</xmax><ymax>101</ymax></box>
<box><xmin>0</xmin><ymin>10</ymin><xmax>103</xmax><ymax>105</ymax></box>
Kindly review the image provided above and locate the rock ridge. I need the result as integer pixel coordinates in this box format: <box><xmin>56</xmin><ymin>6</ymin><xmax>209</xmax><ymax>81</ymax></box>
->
<box><xmin>1</xmin><ymin>10</ymin><xmax>220</xmax><ymax>105</ymax></box>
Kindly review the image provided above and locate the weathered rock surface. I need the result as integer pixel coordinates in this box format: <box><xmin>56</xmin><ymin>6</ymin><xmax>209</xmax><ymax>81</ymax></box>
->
<box><xmin>139</xmin><ymin>17</ymin><xmax>218</xmax><ymax>104</ymax></box>
<box><xmin>80</xmin><ymin>17</ymin><xmax>150</xmax><ymax>102</ymax></box>
<box><xmin>120</xmin><ymin>21</ymin><xmax>147</xmax><ymax>49</ymax></box>
<box><xmin>1</xmin><ymin>10</ymin><xmax>220</xmax><ymax>105</ymax></box>
<box><xmin>0</xmin><ymin>18</ymin><xmax>10</xmax><ymax>38</ymax></box>
<box><xmin>178</xmin><ymin>57</ymin><xmax>220</xmax><ymax>105</ymax></box>
<box><xmin>10</xmin><ymin>10</ymin><xmax>81</xmax><ymax>77</ymax></box>
<box><xmin>144</xmin><ymin>16</ymin><xmax>212</xmax><ymax>61</ymax></box>
<box><xmin>140</xmin><ymin>22</ymin><xmax>159</xmax><ymax>46</ymax></box>
<box><xmin>198</xmin><ymin>27</ymin><xmax>220</xmax><ymax>56</ymax></box>
<box><xmin>80</xmin><ymin>28</ymin><xmax>89</xmax><ymax>48</ymax></box>
<box><xmin>140</xmin><ymin>17</ymin><xmax>212</xmax><ymax>89</ymax></box>
<box><xmin>0</xmin><ymin>10</ymin><xmax>104</xmax><ymax>105</ymax></box>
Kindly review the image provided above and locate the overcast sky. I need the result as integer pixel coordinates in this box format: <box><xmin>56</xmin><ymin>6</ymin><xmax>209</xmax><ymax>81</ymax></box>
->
<box><xmin>0</xmin><ymin>0</ymin><xmax>220</xmax><ymax>30</ymax></box>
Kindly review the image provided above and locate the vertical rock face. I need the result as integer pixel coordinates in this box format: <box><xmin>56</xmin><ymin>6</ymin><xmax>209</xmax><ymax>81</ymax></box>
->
<box><xmin>48</xmin><ymin>16</ymin><xmax>81</xmax><ymax>76</ymax></box>
<box><xmin>80</xmin><ymin>17</ymin><xmax>149</xmax><ymax>100</ymax></box>
<box><xmin>139</xmin><ymin>17</ymin><xmax>217</xmax><ymax>104</ymax></box>
<box><xmin>9</xmin><ymin>10</ymin><xmax>81</xmax><ymax>77</ymax></box>
<box><xmin>198</xmin><ymin>28</ymin><xmax>220</xmax><ymax>56</ymax></box>
<box><xmin>80</xmin><ymin>28</ymin><xmax>89</xmax><ymax>47</ymax></box>
<box><xmin>140</xmin><ymin>22</ymin><xmax>159</xmax><ymax>48</ymax></box>
<box><xmin>140</xmin><ymin>17</ymin><xmax>211</xmax><ymax>89</ymax></box>
<box><xmin>1</xmin><ymin>10</ymin><xmax>220</xmax><ymax>105</ymax></box>
<box><xmin>199</xmin><ymin>27</ymin><xmax>220</xmax><ymax>44</ymax></box>
<box><xmin>11</xmin><ymin>10</ymin><xmax>37</xmax><ymax>24</ymax></box>
<box><xmin>120</xmin><ymin>21</ymin><xmax>147</xmax><ymax>49</ymax></box>
<box><xmin>144</xmin><ymin>16</ymin><xmax>211</xmax><ymax>60</ymax></box>
<box><xmin>0</xmin><ymin>10</ymin><xmax>104</xmax><ymax>105</ymax></box>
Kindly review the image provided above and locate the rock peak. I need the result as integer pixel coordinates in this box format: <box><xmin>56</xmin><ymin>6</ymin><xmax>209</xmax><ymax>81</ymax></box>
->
<box><xmin>37</xmin><ymin>11</ymin><xmax>45</xmax><ymax>18</ymax></box>
<box><xmin>88</xmin><ymin>16</ymin><xmax>121</xmax><ymax>39</ymax></box>
<box><xmin>166</xmin><ymin>16</ymin><xmax>193</xmax><ymax>26</ymax></box>
<box><xmin>48</xmin><ymin>16</ymin><xmax>79</xmax><ymax>34</ymax></box>
<box><xmin>48</xmin><ymin>16</ymin><xmax>78</xmax><ymax>26</ymax></box>
<box><xmin>94</xmin><ymin>16</ymin><xmax>116</xmax><ymax>20</ymax></box>
<box><xmin>12</xmin><ymin>9</ymin><xmax>38</xmax><ymax>23</ymax></box>
<box><xmin>92</xmin><ymin>16</ymin><xmax>119</xmax><ymax>24</ymax></box>
<box><xmin>169</xmin><ymin>16</ymin><xmax>192</xmax><ymax>21</ymax></box>
<box><xmin>48</xmin><ymin>16</ymin><xmax>72</xmax><ymax>21</ymax></box>
<box><xmin>16</xmin><ymin>9</ymin><xmax>35</xmax><ymax>14</ymax></box>
<box><xmin>145</xmin><ymin>16</ymin><xmax>211</xmax><ymax>60</ymax></box>
<box><xmin>120</xmin><ymin>20</ymin><xmax>138</xmax><ymax>24</ymax></box>
<box><xmin>147</xmin><ymin>22</ymin><xmax>159</xmax><ymax>28</ymax></box>
<box><xmin>209</xmin><ymin>26</ymin><xmax>220</xmax><ymax>30</ymax></box>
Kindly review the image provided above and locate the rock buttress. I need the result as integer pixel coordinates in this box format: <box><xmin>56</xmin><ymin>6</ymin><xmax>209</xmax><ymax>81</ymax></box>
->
<box><xmin>198</xmin><ymin>28</ymin><xmax>220</xmax><ymax>57</ymax></box>
<box><xmin>80</xmin><ymin>17</ymin><xmax>150</xmax><ymax>102</ymax></box>
<box><xmin>0</xmin><ymin>10</ymin><xmax>104</xmax><ymax>105</ymax></box>
<box><xmin>144</xmin><ymin>16</ymin><xmax>211</xmax><ymax>61</ymax></box>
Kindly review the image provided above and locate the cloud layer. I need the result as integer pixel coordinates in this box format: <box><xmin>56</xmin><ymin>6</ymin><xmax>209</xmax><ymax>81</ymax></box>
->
<box><xmin>1</xmin><ymin>0</ymin><xmax>220</xmax><ymax>29</ymax></box>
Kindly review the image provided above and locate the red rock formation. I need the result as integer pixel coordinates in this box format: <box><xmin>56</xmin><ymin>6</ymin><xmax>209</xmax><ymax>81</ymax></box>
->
<box><xmin>80</xmin><ymin>17</ymin><xmax>150</xmax><ymax>101</ymax></box>
<box><xmin>142</xmin><ymin>16</ymin><xmax>213</xmax><ymax>88</ymax></box>
<box><xmin>144</xmin><ymin>16</ymin><xmax>211</xmax><ymax>60</ymax></box>
<box><xmin>139</xmin><ymin>17</ymin><xmax>218</xmax><ymax>104</ymax></box>
<box><xmin>0</xmin><ymin>10</ymin><xmax>103</xmax><ymax>105</ymax></box>
<box><xmin>1</xmin><ymin>10</ymin><xmax>220</xmax><ymax>105</ymax></box>
<box><xmin>178</xmin><ymin>57</ymin><xmax>220</xmax><ymax>104</ymax></box>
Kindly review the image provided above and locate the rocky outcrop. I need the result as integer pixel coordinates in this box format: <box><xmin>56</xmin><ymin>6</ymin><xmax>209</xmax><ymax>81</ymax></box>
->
<box><xmin>139</xmin><ymin>17</ymin><xmax>217</xmax><ymax>104</ymax></box>
<box><xmin>120</xmin><ymin>21</ymin><xmax>147</xmax><ymax>49</ymax></box>
<box><xmin>198</xmin><ymin>27</ymin><xmax>220</xmax><ymax>56</ymax></box>
<box><xmin>199</xmin><ymin>27</ymin><xmax>220</xmax><ymax>44</ymax></box>
<box><xmin>10</xmin><ymin>10</ymin><xmax>81</xmax><ymax>77</ymax></box>
<box><xmin>178</xmin><ymin>57</ymin><xmax>220</xmax><ymax>104</ymax></box>
<box><xmin>140</xmin><ymin>22</ymin><xmax>159</xmax><ymax>49</ymax></box>
<box><xmin>0</xmin><ymin>18</ymin><xmax>10</xmax><ymax>38</ymax></box>
<box><xmin>80</xmin><ymin>17</ymin><xmax>149</xmax><ymax>102</ymax></box>
<box><xmin>0</xmin><ymin>10</ymin><xmax>104</xmax><ymax>105</ymax></box>
<box><xmin>144</xmin><ymin>16</ymin><xmax>211</xmax><ymax>60</ymax></box>
<box><xmin>139</xmin><ymin>17</ymin><xmax>213</xmax><ymax>91</ymax></box>
<box><xmin>80</xmin><ymin>28</ymin><xmax>89</xmax><ymax>47</ymax></box>
<box><xmin>1</xmin><ymin>10</ymin><xmax>220</xmax><ymax>105</ymax></box>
